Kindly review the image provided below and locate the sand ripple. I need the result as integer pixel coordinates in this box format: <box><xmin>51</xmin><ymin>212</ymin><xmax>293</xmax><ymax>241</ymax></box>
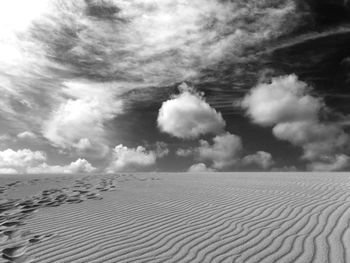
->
<box><xmin>1</xmin><ymin>173</ymin><xmax>350</xmax><ymax>263</ymax></box>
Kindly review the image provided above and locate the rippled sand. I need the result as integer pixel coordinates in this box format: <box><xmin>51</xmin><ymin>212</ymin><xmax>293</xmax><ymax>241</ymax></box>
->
<box><xmin>1</xmin><ymin>172</ymin><xmax>350</xmax><ymax>263</ymax></box>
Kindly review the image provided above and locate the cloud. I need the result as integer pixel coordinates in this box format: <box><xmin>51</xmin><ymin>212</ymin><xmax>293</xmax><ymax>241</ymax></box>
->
<box><xmin>241</xmin><ymin>74</ymin><xmax>322</xmax><ymax>126</ymax></box>
<box><xmin>307</xmin><ymin>154</ymin><xmax>350</xmax><ymax>171</ymax></box>
<box><xmin>17</xmin><ymin>131</ymin><xmax>37</xmax><ymax>140</ymax></box>
<box><xmin>0</xmin><ymin>0</ymin><xmax>49</xmax><ymax>34</ymax></box>
<box><xmin>0</xmin><ymin>148</ymin><xmax>95</xmax><ymax>174</ymax></box>
<box><xmin>175</xmin><ymin>133</ymin><xmax>276</xmax><ymax>171</ymax></box>
<box><xmin>0</xmin><ymin>134</ymin><xmax>13</xmax><ymax>142</ymax></box>
<box><xmin>154</xmin><ymin>141</ymin><xmax>169</xmax><ymax>158</ymax></box>
<box><xmin>188</xmin><ymin>163</ymin><xmax>215</xmax><ymax>173</ymax></box>
<box><xmin>176</xmin><ymin>148</ymin><xmax>193</xmax><ymax>157</ymax></box>
<box><xmin>194</xmin><ymin>134</ymin><xmax>274</xmax><ymax>170</ymax></box>
<box><xmin>106</xmin><ymin>144</ymin><xmax>158</xmax><ymax>172</ymax></box>
<box><xmin>271</xmin><ymin>166</ymin><xmax>298</xmax><ymax>172</ymax></box>
<box><xmin>0</xmin><ymin>149</ymin><xmax>46</xmax><ymax>168</ymax></box>
<box><xmin>27</xmin><ymin>158</ymin><xmax>96</xmax><ymax>174</ymax></box>
<box><xmin>0</xmin><ymin>1</ymin><xmax>321</xmax><ymax>171</ymax></box>
<box><xmin>0</xmin><ymin>0</ymin><xmax>305</xmax><ymax>165</ymax></box>
<box><xmin>241</xmin><ymin>74</ymin><xmax>350</xmax><ymax>170</ymax></box>
<box><xmin>272</xmin><ymin>121</ymin><xmax>348</xmax><ymax>161</ymax></box>
<box><xmin>157</xmin><ymin>83</ymin><xmax>225</xmax><ymax>139</ymax></box>
<box><xmin>272</xmin><ymin>121</ymin><xmax>338</xmax><ymax>145</ymax></box>
<box><xmin>43</xmin><ymin>98</ymin><xmax>110</xmax><ymax>155</ymax></box>
<box><xmin>42</xmin><ymin>81</ymin><xmax>125</xmax><ymax>156</ymax></box>
<box><xmin>190</xmin><ymin>132</ymin><xmax>275</xmax><ymax>171</ymax></box>
<box><xmin>0</xmin><ymin>168</ymin><xmax>18</xmax><ymax>174</ymax></box>
<box><xmin>242</xmin><ymin>151</ymin><xmax>274</xmax><ymax>169</ymax></box>
<box><xmin>29</xmin><ymin>0</ymin><xmax>302</xmax><ymax>85</ymax></box>
<box><xmin>196</xmin><ymin>132</ymin><xmax>242</xmax><ymax>169</ymax></box>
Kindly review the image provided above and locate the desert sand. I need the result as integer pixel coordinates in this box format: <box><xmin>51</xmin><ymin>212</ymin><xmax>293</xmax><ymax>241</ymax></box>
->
<box><xmin>0</xmin><ymin>172</ymin><xmax>350</xmax><ymax>263</ymax></box>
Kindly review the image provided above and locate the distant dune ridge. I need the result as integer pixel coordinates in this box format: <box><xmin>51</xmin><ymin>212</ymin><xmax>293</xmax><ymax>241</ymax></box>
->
<box><xmin>0</xmin><ymin>173</ymin><xmax>350</xmax><ymax>263</ymax></box>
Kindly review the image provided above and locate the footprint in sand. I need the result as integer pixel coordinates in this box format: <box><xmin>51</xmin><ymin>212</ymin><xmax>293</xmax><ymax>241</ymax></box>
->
<box><xmin>6</xmin><ymin>181</ymin><xmax>21</xmax><ymax>188</ymax></box>
<box><xmin>0</xmin><ymin>200</ymin><xmax>19</xmax><ymax>211</ymax></box>
<box><xmin>2</xmin><ymin>229</ymin><xmax>22</xmax><ymax>241</ymax></box>
<box><xmin>0</xmin><ymin>186</ymin><xmax>6</xmax><ymax>194</ymax></box>
<box><xmin>1</xmin><ymin>242</ymin><xmax>32</xmax><ymax>263</ymax></box>
<box><xmin>1</xmin><ymin>227</ymin><xmax>55</xmax><ymax>261</ymax></box>
<box><xmin>85</xmin><ymin>193</ymin><xmax>103</xmax><ymax>200</ymax></box>
<box><xmin>65</xmin><ymin>194</ymin><xmax>84</xmax><ymax>204</ymax></box>
<box><xmin>0</xmin><ymin>176</ymin><xmax>122</xmax><ymax>262</ymax></box>
<box><xmin>28</xmin><ymin>233</ymin><xmax>57</xmax><ymax>244</ymax></box>
<box><xmin>0</xmin><ymin>232</ymin><xmax>8</xmax><ymax>243</ymax></box>
<box><xmin>19</xmin><ymin>208</ymin><xmax>38</xmax><ymax>215</ymax></box>
<box><xmin>1</xmin><ymin>221</ymin><xmax>24</xmax><ymax>228</ymax></box>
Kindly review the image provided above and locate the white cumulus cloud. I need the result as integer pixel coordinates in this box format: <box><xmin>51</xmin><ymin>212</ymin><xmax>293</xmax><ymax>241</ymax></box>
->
<box><xmin>241</xmin><ymin>74</ymin><xmax>350</xmax><ymax>171</ymax></box>
<box><xmin>157</xmin><ymin>83</ymin><xmax>225</xmax><ymax>139</ymax></box>
<box><xmin>196</xmin><ymin>132</ymin><xmax>242</xmax><ymax>169</ymax></box>
<box><xmin>308</xmin><ymin>155</ymin><xmax>350</xmax><ymax>172</ymax></box>
<box><xmin>0</xmin><ymin>168</ymin><xmax>18</xmax><ymax>174</ymax></box>
<box><xmin>0</xmin><ymin>148</ymin><xmax>95</xmax><ymax>174</ymax></box>
<box><xmin>188</xmin><ymin>131</ymin><xmax>275</xmax><ymax>171</ymax></box>
<box><xmin>272</xmin><ymin>121</ymin><xmax>348</xmax><ymax>161</ymax></box>
<box><xmin>241</xmin><ymin>74</ymin><xmax>322</xmax><ymax>126</ymax></box>
<box><xmin>106</xmin><ymin>144</ymin><xmax>158</xmax><ymax>172</ymax></box>
<box><xmin>43</xmin><ymin>81</ymin><xmax>126</xmax><ymax>156</ymax></box>
<box><xmin>0</xmin><ymin>149</ymin><xmax>46</xmax><ymax>168</ymax></box>
<box><xmin>242</xmin><ymin>151</ymin><xmax>274</xmax><ymax>169</ymax></box>
<box><xmin>188</xmin><ymin>163</ymin><xmax>215</xmax><ymax>173</ymax></box>
<box><xmin>27</xmin><ymin>158</ymin><xmax>96</xmax><ymax>174</ymax></box>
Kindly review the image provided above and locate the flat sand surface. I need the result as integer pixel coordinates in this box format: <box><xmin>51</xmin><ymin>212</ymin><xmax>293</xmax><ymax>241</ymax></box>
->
<box><xmin>1</xmin><ymin>172</ymin><xmax>350</xmax><ymax>263</ymax></box>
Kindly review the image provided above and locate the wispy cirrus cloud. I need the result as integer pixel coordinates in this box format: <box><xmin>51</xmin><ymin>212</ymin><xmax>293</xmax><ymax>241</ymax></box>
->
<box><xmin>29</xmin><ymin>0</ymin><xmax>302</xmax><ymax>85</ymax></box>
<box><xmin>0</xmin><ymin>0</ymin><xmax>304</xmax><ymax>146</ymax></box>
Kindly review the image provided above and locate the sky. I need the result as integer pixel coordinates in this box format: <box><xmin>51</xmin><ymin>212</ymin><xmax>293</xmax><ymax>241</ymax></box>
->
<box><xmin>0</xmin><ymin>0</ymin><xmax>349</xmax><ymax>173</ymax></box>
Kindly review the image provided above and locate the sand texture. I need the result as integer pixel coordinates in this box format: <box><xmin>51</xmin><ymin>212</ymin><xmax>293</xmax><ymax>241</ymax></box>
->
<box><xmin>0</xmin><ymin>172</ymin><xmax>350</xmax><ymax>263</ymax></box>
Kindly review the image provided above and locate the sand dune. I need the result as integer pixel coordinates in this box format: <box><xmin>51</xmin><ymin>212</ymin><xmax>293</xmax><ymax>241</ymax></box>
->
<box><xmin>0</xmin><ymin>173</ymin><xmax>350</xmax><ymax>262</ymax></box>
